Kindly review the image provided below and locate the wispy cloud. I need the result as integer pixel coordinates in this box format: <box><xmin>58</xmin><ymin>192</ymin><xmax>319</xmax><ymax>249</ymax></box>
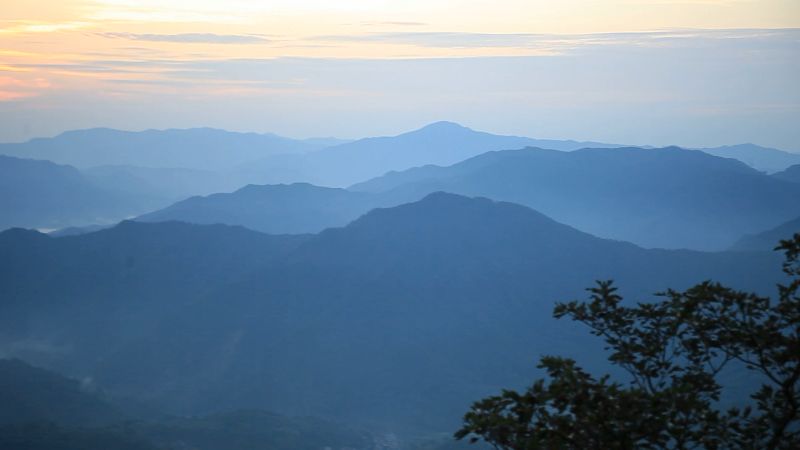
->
<box><xmin>310</xmin><ymin>28</ymin><xmax>800</xmax><ymax>51</ymax></box>
<box><xmin>313</xmin><ymin>31</ymin><xmax>556</xmax><ymax>48</ymax></box>
<box><xmin>0</xmin><ymin>21</ymin><xmax>89</xmax><ymax>34</ymax></box>
<box><xmin>359</xmin><ymin>21</ymin><xmax>428</xmax><ymax>27</ymax></box>
<box><xmin>0</xmin><ymin>76</ymin><xmax>50</xmax><ymax>101</ymax></box>
<box><xmin>99</xmin><ymin>32</ymin><xmax>269</xmax><ymax>44</ymax></box>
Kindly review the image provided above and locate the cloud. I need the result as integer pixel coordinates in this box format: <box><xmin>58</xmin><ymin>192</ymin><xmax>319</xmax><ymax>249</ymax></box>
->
<box><xmin>0</xmin><ymin>21</ymin><xmax>89</xmax><ymax>34</ymax></box>
<box><xmin>0</xmin><ymin>75</ymin><xmax>50</xmax><ymax>101</ymax></box>
<box><xmin>99</xmin><ymin>32</ymin><xmax>268</xmax><ymax>44</ymax></box>
<box><xmin>313</xmin><ymin>31</ymin><xmax>555</xmax><ymax>48</ymax></box>
<box><xmin>310</xmin><ymin>28</ymin><xmax>800</xmax><ymax>50</ymax></box>
<box><xmin>360</xmin><ymin>21</ymin><xmax>427</xmax><ymax>27</ymax></box>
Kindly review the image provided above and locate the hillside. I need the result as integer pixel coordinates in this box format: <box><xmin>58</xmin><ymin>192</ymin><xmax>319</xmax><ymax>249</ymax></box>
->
<box><xmin>0</xmin><ymin>359</ymin><xmax>124</xmax><ymax>427</ymax></box>
<box><xmin>730</xmin><ymin>216</ymin><xmax>800</xmax><ymax>251</ymax></box>
<box><xmin>0</xmin><ymin>359</ymin><xmax>381</xmax><ymax>450</ymax></box>
<box><xmin>698</xmin><ymin>143</ymin><xmax>800</xmax><ymax>173</ymax></box>
<box><xmin>0</xmin><ymin>221</ymin><xmax>309</xmax><ymax>372</ymax></box>
<box><xmin>108</xmin><ymin>194</ymin><xmax>782</xmax><ymax>429</ymax></box>
<box><xmin>239</xmin><ymin>121</ymin><xmax>623</xmax><ymax>187</ymax></box>
<box><xmin>772</xmin><ymin>164</ymin><xmax>800</xmax><ymax>183</ymax></box>
<box><xmin>137</xmin><ymin>183</ymin><xmax>384</xmax><ymax>234</ymax></box>
<box><xmin>351</xmin><ymin>147</ymin><xmax>800</xmax><ymax>250</ymax></box>
<box><xmin>0</xmin><ymin>155</ymin><xmax>160</xmax><ymax>231</ymax></box>
<box><xmin>0</xmin><ymin>194</ymin><xmax>780</xmax><ymax>432</ymax></box>
<box><xmin>83</xmin><ymin>165</ymin><xmax>234</xmax><ymax>201</ymax></box>
<box><xmin>0</xmin><ymin>128</ymin><xmax>323</xmax><ymax>170</ymax></box>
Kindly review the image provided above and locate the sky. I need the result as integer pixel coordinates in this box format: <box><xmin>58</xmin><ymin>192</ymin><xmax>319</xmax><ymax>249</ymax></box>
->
<box><xmin>1</xmin><ymin>0</ymin><xmax>799</xmax><ymax>149</ymax></box>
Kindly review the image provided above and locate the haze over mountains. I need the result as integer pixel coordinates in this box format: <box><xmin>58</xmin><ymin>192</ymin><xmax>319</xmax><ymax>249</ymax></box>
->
<box><xmin>0</xmin><ymin>155</ymin><xmax>158</xmax><ymax>230</ymax></box>
<box><xmin>3</xmin><ymin>123</ymin><xmax>799</xmax><ymax>231</ymax></box>
<box><xmin>731</xmin><ymin>216</ymin><xmax>800</xmax><ymax>251</ymax></box>
<box><xmin>696</xmin><ymin>144</ymin><xmax>800</xmax><ymax>174</ymax></box>
<box><xmin>137</xmin><ymin>183</ymin><xmax>384</xmax><ymax>235</ymax></box>
<box><xmin>136</xmin><ymin>143</ymin><xmax>800</xmax><ymax>250</ymax></box>
<box><xmin>0</xmin><ymin>122</ymin><xmax>632</xmax><ymax>231</ymax></box>
<box><xmin>273</xmin><ymin>121</ymin><xmax>626</xmax><ymax>186</ymax></box>
<box><xmin>1</xmin><ymin>120</ymin><xmax>798</xmax><ymax>448</ymax></box>
<box><xmin>0</xmin><ymin>359</ymin><xmax>378</xmax><ymax>450</ymax></box>
<box><xmin>0</xmin><ymin>128</ymin><xmax>328</xmax><ymax>170</ymax></box>
<box><xmin>773</xmin><ymin>164</ymin><xmax>800</xmax><ymax>183</ymax></box>
<box><xmin>352</xmin><ymin>146</ymin><xmax>800</xmax><ymax>250</ymax></box>
<box><xmin>0</xmin><ymin>193</ymin><xmax>784</xmax><ymax>434</ymax></box>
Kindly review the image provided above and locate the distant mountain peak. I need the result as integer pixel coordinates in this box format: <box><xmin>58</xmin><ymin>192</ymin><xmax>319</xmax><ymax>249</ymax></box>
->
<box><xmin>347</xmin><ymin>191</ymin><xmax>570</xmax><ymax>235</ymax></box>
<box><xmin>416</xmin><ymin>191</ymin><xmax>487</xmax><ymax>206</ymax></box>
<box><xmin>414</xmin><ymin>121</ymin><xmax>473</xmax><ymax>133</ymax></box>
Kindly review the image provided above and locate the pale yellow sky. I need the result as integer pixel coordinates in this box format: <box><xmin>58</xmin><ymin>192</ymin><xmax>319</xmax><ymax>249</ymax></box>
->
<box><xmin>2</xmin><ymin>0</ymin><xmax>799</xmax><ymax>56</ymax></box>
<box><xmin>0</xmin><ymin>0</ymin><xmax>798</xmax><ymax>146</ymax></box>
<box><xmin>2</xmin><ymin>0</ymin><xmax>798</xmax><ymax>69</ymax></box>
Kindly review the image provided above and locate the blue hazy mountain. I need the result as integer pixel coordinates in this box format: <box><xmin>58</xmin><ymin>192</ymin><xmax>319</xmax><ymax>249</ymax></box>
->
<box><xmin>239</xmin><ymin>121</ymin><xmax>624</xmax><ymax>187</ymax></box>
<box><xmin>730</xmin><ymin>216</ymin><xmax>800</xmax><ymax>251</ymax></box>
<box><xmin>83</xmin><ymin>165</ymin><xmax>235</xmax><ymax>200</ymax></box>
<box><xmin>697</xmin><ymin>143</ymin><xmax>800</xmax><ymax>173</ymax></box>
<box><xmin>300</xmin><ymin>136</ymin><xmax>354</xmax><ymax>147</ymax></box>
<box><xmin>0</xmin><ymin>359</ymin><xmax>158</xmax><ymax>450</ymax></box>
<box><xmin>0</xmin><ymin>155</ymin><xmax>165</xmax><ymax>230</ymax></box>
<box><xmin>351</xmin><ymin>147</ymin><xmax>800</xmax><ymax>250</ymax></box>
<box><xmin>0</xmin><ymin>221</ymin><xmax>306</xmax><ymax>356</ymax></box>
<box><xmin>0</xmin><ymin>359</ymin><xmax>378</xmax><ymax>450</ymax></box>
<box><xmin>0</xmin><ymin>358</ymin><xmax>125</xmax><ymax>428</ymax></box>
<box><xmin>772</xmin><ymin>164</ymin><xmax>800</xmax><ymax>183</ymax></box>
<box><xmin>2</xmin><ymin>122</ymin><xmax>620</xmax><ymax>212</ymax></box>
<box><xmin>0</xmin><ymin>193</ymin><xmax>782</xmax><ymax>433</ymax></box>
<box><xmin>136</xmin><ymin>183</ymin><xmax>387</xmax><ymax>234</ymax></box>
<box><xmin>0</xmin><ymin>128</ymin><xmax>325</xmax><ymax>170</ymax></box>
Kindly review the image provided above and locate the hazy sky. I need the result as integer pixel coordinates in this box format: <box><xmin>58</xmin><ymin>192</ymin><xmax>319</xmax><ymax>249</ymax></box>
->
<box><xmin>1</xmin><ymin>0</ymin><xmax>799</xmax><ymax>149</ymax></box>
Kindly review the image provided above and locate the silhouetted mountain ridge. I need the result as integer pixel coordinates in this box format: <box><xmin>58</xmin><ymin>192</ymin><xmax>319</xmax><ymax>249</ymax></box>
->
<box><xmin>0</xmin><ymin>193</ymin><xmax>771</xmax><ymax>432</ymax></box>
<box><xmin>0</xmin><ymin>220</ymin><xmax>309</xmax><ymax>372</ymax></box>
<box><xmin>351</xmin><ymin>146</ymin><xmax>800</xmax><ymax>250</ymax></box>
<box><xmin>773</xmin><ymin>164</ymin><xmax>800</xmax><ymax>183</ymax></box>
<box><xmin>137</xmin><ymin>183</ymin><xmax>381</xmax><ymax>234</ymax></box>
<box><xmin>237</xmin><ymin>122</ymin><xmax>626</xmax><ymax>187</ymax></box>
<box><xmin>698</xmin><ymin>143</ymin><xmax>800</xmax><ymax>173</ymax></box>
<box><xmin>0</xmin><ymin>127</ymin><xmax>325</xmax><ymax>170</ymax></box>
<box><xmin>0</xmin><ymin>155</ymin><xmax>161</xmax><ymax>230</ymax></box>
<box><xmin>730</xmin><ymin>217</ymin><xmax>800</xmax><ymax>251</ymax></box>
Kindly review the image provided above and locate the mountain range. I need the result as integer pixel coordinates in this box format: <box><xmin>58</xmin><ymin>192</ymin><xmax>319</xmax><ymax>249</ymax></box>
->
<box><xmin>275</xmin><ymin>121</ymin><xmax>625</xmax><ymax>186</ymax></box>
<box><xmin>697</xmin><ymin>143</ymin><xmax>800</xmax><ymax>173</ymax></box>
<box><xmin>351</xmin><ymin>146</ymin><xmax>800</xmax><ymax>250</ymax></box>
<box><xmin>3</xmin><ymin>123</ymin><xmax>799</xmax><ymax>234</ymax></box>
<box><xmin>731</xmin><ymin>216</ymin><xmax>800</xmax><ymax>251</ymax></box>
<box><xmin>0</xmin><ymin>193</ymin><xmax>784</xmax><ymax>433</ymax></box>
<box><xmin>0</xmin><ymin>358</ymin><xmax>385</xmax><ymax>450</ymax></box>
<box><xmin>138</xmin><ymin>145</ymin><xmax>800</xmax><ymax>250</ymax></box>
<box><xmin>0</xmin><ymin>122</ymin><xmax>626</xmax><ymax>231</ymax></box>
<box><xmin>0</xmin><ymin>155</ymin><xmax>162</xmax><ymax>230</ymax></box>
<box><xmin>0</xmin><ymin>128</ymin><xmax>327</xmax><ymax>170</ymax></box>
<box><xmin>2</xmin><ymin>120</ymin><xmax>798</xmax><ymax>443</ymax></box>
<box><xmin>773</xmin><ymin>164</ymin><xmax>800</xmax><ymax>183</ymax></box>
<box><xmin>136</xmin><ymin>183</ymin><xmax>383</xmax><ymax>234</ymax></box>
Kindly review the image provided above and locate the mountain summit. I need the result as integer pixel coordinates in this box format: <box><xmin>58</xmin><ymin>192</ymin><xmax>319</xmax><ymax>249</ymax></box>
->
<box><xmin>352</xmin><ymin>146</ymin><xmax>800</xmax><ymax>250</ymax></box>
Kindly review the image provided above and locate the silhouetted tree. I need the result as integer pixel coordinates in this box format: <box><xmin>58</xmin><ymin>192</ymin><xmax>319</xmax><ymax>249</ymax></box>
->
<box><xmin>456</xmin><ymin>234</ymin><xmax>800</xmax><ymax>449</ymax></box>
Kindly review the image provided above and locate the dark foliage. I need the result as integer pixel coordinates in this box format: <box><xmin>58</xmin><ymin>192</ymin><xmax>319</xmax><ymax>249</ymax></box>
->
<box><xmin>457</xmin><ymin>234</ymin><xmax>800</xmax><ymax>449</ymax></box>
